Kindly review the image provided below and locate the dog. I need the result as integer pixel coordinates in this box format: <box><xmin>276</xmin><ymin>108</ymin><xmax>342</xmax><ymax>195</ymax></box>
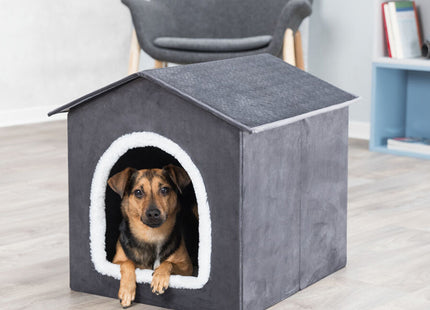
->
<box><xmin>108</xmin><ymin>164</ymin><xmax>194</xmax><ymax>308</ymax></box>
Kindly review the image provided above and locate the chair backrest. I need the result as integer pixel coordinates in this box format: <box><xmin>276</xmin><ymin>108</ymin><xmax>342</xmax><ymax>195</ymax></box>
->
<box><xmin>123</xmin><ymin>0</ymin><xmax>297</xmax><ymax>39</ymax></box>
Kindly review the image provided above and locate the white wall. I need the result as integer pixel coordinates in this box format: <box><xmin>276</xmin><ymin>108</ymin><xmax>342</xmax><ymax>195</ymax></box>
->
<box><xmin>0</xmin><ymin>1</ymin><xmax>310</xmax><ymax>127</ymax></box>
<box><xmin>1</xmin><ymin>0</ymin><xmax>376</xmax><ymax>135</ymax></box>
<box><xmin>307</xmin><ymin>0</ymin><xmax>374</xmax><ymax>139</ymax></box>
<box><xmin>0</xmin><ymin>0</ymin><xmax>133</xmax><ymax>126</ymax></box>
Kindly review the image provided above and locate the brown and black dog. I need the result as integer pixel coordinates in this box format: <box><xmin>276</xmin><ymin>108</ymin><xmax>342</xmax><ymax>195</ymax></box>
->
<box><xmin>108</xmin><ymin>164</ymin><xmax>194</xmax><ymax>308</ymax></box>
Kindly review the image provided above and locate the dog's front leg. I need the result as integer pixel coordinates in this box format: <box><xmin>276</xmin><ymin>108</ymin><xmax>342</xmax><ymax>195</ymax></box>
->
<box><xmin>151</xmin><ymin>261</ymin><xmax>173</xmax><ymax>295</ymax></box>
<box><xmin>151</xmin><ymin>240</ymin><xmax>193</xmax><ymax>295</ymax></box>
<box><xmin>118</xmin><ymin>260</ymin><xmax>137</xmax><ymax>308</ymax></box>
<box><xmin>151</xmin><ymin>250</ymin><xmax>193</xmax><ymax>294</ymax></box>
<box><xmin>113</xmin><ymin>241</ymin><xmax>136</xmax><ymax>308</ymax></box>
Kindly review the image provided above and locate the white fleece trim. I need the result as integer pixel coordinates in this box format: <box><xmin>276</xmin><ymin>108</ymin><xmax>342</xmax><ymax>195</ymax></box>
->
<box><xmin>89</xmin><ymin>132</ymin><xmax>211</xmax><ymax>289</ymax></box>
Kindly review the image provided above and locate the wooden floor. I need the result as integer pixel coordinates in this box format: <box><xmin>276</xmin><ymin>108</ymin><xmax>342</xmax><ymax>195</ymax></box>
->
<box><xmin>1</xmin><ymin>121</ymin><xmax>430</xmax><ymax>310</ymax></box>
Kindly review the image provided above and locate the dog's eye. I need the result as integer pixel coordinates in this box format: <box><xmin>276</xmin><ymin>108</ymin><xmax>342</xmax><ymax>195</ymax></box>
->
<box><xmin>134</xmin><ymin>189</ymin><xmax>143</xmax><ymax>198</ymax></box>
<box><xmin>160</xmin><ymin>187</ymin><xmax>170</xmax><ymax>195</ymax></box>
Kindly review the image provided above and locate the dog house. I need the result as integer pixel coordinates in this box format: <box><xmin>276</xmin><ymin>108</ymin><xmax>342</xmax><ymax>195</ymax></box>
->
<box><xmin>49</xmin><ymin>54</ymin><xmax>357</xmax><ymax>310</ymax></box>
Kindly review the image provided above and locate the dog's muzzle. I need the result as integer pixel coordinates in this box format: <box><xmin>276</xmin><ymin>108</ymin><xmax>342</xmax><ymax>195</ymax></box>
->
<box><xmin>142</xmin><ymin>207</ymin><xmax>164</xmax><ymax>228</ymax></box>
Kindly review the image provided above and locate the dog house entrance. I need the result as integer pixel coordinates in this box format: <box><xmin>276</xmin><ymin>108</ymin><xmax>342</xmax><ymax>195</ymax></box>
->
<box><xmin>89</xmin><ymin>132</ymin><xmax>211</xmax><ymax>289</ymax></box>
<box><xmin>105</xmin><ymin>146</ymin><xmax>199</xmax><ymax>270</ymax></box>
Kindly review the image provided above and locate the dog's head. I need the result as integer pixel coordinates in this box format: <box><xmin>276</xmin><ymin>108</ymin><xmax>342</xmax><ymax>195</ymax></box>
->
<box><xmin>108</xmin><ymin>165</ymin><xmax>190</xmax><ymax>229</ymax></box>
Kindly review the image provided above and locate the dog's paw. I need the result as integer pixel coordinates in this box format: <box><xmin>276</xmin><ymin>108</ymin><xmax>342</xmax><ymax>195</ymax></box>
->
<box><xmin>151</xmin><ymin>270</ymin><xmax>170</xmax><ymax>295</ymax></box>
<box><xmin>118</xmin><ymin>283</ymin><xmax>136</xmax><ymax>308</ymax></box>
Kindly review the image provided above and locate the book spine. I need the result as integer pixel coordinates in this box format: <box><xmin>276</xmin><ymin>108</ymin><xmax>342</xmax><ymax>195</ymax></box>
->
<box><xmin>389</xmin><ymin>1</ymin><xmax>403</xmax><ymax>59</ymax></box>
<box><xmin>381</xmin><ymin>2</ymin><xmax>393</xmax><ymax>57</ymax></box>
<box><xmin>412</xmin><ymin>1</ymin><xmax>423</xmax><ymax>47</ymax></box>
<box><xmin>383</xmin><ymin>2</ymin><xmax>395</xmax><ymax>57</ymax></box>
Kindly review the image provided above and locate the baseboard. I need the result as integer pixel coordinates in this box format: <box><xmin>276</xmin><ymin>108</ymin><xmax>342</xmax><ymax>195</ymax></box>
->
<box><xmin>0</xmin><ymin>106</ymin><xmax>66</xmax><ymax>128</ymax></box>
<box><xmin>349</xmin><ymin>120</ymin><xmax>370</xmax><ymax>140</ymax></box>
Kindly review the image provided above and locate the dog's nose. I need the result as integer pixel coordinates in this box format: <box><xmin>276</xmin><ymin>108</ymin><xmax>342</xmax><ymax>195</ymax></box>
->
<box><xmin>146</xmin><ymin>208</ymin><xmax>160</xmax><ymax>219</ymax></box>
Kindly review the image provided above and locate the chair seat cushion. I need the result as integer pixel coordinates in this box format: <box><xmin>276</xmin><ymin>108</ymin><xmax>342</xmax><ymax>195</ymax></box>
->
<box><xmin>153</xmin><ymin>35</ymin><xmax>272</xmax><ymax>52</ymax></box>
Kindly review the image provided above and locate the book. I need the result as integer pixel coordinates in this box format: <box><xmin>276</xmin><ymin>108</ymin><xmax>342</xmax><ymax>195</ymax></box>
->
<box><xmin>382</xmin><ymin>2</ymin><xmax>396</xmax><ymax>57</ymax></box>
<box><xmin>387</xmin><ymin>137</ymin><xmax>430</xmax><ymax>155</ymax></box>
<box><xmin>386</xmin><ymin>1</ymin><xmax>422</xmax><ymax>59</ymax></box>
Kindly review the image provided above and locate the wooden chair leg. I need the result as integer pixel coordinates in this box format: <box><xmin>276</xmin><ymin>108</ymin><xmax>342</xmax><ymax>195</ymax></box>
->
<box><xmin>154</xmin><ymin>60</ymin><xmax>168</xmax><ymax>69</ymax></box>
<box><xmin>283</xmin><ymin>28</ymin><xmax>296</xmax><ymax>66</ymax></box>
<box><xmin>154</xmin><ymin>60</ymin><xmax>163</xmax><ymax>68</ymax></box>
<box><xmin>128</xmin><ymin>29</ymin><xmax>141</xmax><ymax>75</ymax></box>
<box><xmin>294</xmin><ymin>30</ymin><xmax>305</xmax><ymax>70</ymax></box>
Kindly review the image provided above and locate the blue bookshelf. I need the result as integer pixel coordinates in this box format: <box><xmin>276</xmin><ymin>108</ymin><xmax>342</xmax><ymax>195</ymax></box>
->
<box><xmin>370</xmin><ymin>57</ymin><xmax>430</xmax><ymax>160</ymax></box>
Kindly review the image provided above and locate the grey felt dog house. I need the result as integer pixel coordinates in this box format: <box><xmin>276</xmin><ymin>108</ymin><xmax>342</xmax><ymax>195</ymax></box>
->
<box><xmin>49</xmin><ymin>54</ymin><xmax>357</xmax><ymax>310</ymax></box>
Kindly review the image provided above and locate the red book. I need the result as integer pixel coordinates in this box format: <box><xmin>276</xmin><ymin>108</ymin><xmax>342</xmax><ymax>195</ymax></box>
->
<box><xmin>412</xmin><ymin>1</ymin><xmax>423</xmax><ymax>48</ymax></box>
<box><xmin>382</xmin><ymin>2</ymin><xmax>393</xmax><ymax>57</ymax></box>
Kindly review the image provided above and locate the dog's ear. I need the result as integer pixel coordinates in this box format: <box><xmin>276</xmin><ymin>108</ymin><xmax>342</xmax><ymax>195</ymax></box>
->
<box><xmin>163</xmin><ymin>164</ymin><xmax>190</xmax><ymax>194</ymax></box>
<box><xmin>107</xmin><ymin>167</ymin><xmax>136</xmax><ymax>198</ymax></box>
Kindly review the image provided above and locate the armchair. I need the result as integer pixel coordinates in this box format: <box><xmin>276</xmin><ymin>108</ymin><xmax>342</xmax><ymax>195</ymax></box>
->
<box><xmin>122</xmin><ymin>0</ymin><xmax>312</xmax><ymax>71</ymax></box>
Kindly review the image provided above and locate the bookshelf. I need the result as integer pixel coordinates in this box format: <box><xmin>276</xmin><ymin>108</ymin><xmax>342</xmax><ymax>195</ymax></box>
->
<box><xmin>370</xmin><ymin>0</ymin><xmax>430</xmax><ymax>159</ymax></box>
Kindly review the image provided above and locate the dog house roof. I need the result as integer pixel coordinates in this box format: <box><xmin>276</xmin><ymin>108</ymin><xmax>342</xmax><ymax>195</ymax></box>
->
<box><xmin>49</xmin><ymin>54</ymin><xmax>357</xmax><ymax>133</ymax></box>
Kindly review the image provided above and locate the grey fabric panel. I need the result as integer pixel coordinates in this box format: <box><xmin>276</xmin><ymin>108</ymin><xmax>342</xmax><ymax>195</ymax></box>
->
<box><xmin>48</xmin><ymin>74</ymin><xmax>139</xmax><ymax>116</ymax></box>
<box><xmin>50</xmin><ymin>55</ymin><xmax>357</xmax><ymax>133</ymax></box>
<box><xmin>68</xmin><ymin>114</ymin><xmax>120</xmax><ymax>299</ymax></box>
<box><xmin>67</xmin><ymin>79</ymin><xmax>242</xmax><ymax>310</ymax></box>
<box><xmin>241</xmin><ymin>123</ymin><xmax>302</xmax><ymax>310</ymax></box>
<box><xmin>153</xmin><ymin>35</ymin><xmax>272</xmax><ymax>52</ymax></box>
<box><xmin>144</xmin><ymin>54</ymin><xmax>357</xmax><ymax>130</ymax></box>
<box><xmin>299</xmin><ymin>108</ymin><xmax>348</xmax><ymax>289</ymax></box>
<box><xmin>122</xmin><ymin>0</ymin><xmax>312</xmax><ymax>64</ymax></box>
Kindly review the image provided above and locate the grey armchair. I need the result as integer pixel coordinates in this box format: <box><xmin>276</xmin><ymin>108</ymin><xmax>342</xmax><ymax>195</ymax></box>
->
<box><xmin>122</xmin><ymin>0</ymin><xmax>312</xmax><ymax>71</ymax></box>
